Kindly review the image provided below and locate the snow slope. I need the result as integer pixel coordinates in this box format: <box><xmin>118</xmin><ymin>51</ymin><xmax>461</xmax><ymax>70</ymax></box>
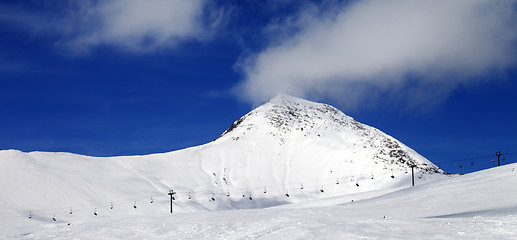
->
<box><xmin>0</xmin><ymin>95</ymin><xmax>449</xmax><ymax>237</ymax></box>
<box><xmin>3</xmin><ymin>163</ymin><xmax>517</xmax><ymax>239</ymax></box>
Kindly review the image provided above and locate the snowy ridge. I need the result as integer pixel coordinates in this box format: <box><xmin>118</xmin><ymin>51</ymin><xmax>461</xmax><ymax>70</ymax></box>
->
<box><xmin>0</xmin><ymin>95</ymin><xmax>449</xmax><ymax>236</ymax></box>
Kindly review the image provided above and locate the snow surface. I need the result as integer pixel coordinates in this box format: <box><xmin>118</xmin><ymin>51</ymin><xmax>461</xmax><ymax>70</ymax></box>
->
<box><xmin>1</xmin><ymin>95</ymin><xmax>515</xmax><ymax>239</ymax></box>
<box><xmin>1</xmin><ymin>164</ymin><xmax>516</xmax><ymax>239</ymax></box>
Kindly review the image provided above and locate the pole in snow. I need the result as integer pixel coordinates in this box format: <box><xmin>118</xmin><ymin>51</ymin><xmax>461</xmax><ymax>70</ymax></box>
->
<box><xmin>411</xmin><ymin>165</ymin><xmax>415</xmax><ymax>187</ymax></box>
<box><xmin>168</xmin><ymin>190</ymin><xmax>175</xmax><ymax>214</ymax></box>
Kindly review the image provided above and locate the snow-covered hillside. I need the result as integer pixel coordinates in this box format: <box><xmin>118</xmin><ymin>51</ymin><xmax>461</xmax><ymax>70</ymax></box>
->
<box><xmin>2</xmin><ymin>163</ymin><xmax>516</xmax><ymax>239</ymax></box>
<box><xmin>0</xmin><ymin>95</ymin><xmax>448</xmax><ymax>237</ymax></box>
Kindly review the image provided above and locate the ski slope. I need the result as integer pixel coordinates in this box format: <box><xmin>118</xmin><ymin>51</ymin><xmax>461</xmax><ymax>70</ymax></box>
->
<box><xmin>1</xmin><ymin>163</ymin><xmax>516</xmax><ymax>239</ymax></box>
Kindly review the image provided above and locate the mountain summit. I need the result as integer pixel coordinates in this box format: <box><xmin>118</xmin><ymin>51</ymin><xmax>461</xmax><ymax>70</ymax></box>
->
<box><xmin>0</xmin><ymin>95</ymin><xmax>442</xmax><ymax>218</ymax></box>
<box><xmin>219</xmin><ymin>95</ymin><xmax>438</xmax><ymax>174</ymax></box>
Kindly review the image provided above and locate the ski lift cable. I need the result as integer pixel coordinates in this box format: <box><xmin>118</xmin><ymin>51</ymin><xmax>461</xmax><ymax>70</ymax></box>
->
<box><xmin>0</xmin><ymin>192</ymin><xmax>168</xmax><ymax>218</ymax></box>
<box><xmin>243</xmin><ymin>173</ymin><xmax>371</xmax><ymax>193</ymax></box>
<box><xmin>434</xmin><ymin>155</ymin><xmax>497</xmax><ymax>165</ymax></box>
<box><xmin>4</xmin><ymin>171</ymin><xmax>381</xmax><ymax>217</ymax></box>
<box><xmin>0</xmin><ymin>172</ymin><xmax>378</xmax><ymax>219</ymax></box>
<box><xmin>433</xmin><ymin>151</ymin><xmax>517</xmax><ymax>165</ymax></box>
<box><xmin>171</xmin><ymin>172</ymin><xmax>374</xmax><ymax>197</ymax></box>
<box><xmin>3</xmin><ymin>167</ymin><xmax>404</xmax><ymax>219</ymax></box>
<box><xmin>104</xmin><ymin>172</ymin><xmax>373</xmax><ymax>203</ymax></box>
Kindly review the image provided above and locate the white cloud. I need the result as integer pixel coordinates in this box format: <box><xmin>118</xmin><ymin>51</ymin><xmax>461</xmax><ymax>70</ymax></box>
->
<box><xmin>236</xmin><ymin>0</ymin><xmax>517</xmax><ymax>109</ymax></box>
<box><xmin>64</xmin><ymin>0</ymin><xmax>219</xmax><ymax>53</ymax></box>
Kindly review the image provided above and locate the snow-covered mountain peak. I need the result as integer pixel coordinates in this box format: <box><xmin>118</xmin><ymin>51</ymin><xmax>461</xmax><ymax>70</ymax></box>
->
<box><xmin>220</xmin><ymin>95</ymin><xmax>356</xmax><ymax>139</ymax></box>
<box><xmin>218</xmin><ymin>95</ymin><xmax>439</xmax><ymax>174</ymax></box>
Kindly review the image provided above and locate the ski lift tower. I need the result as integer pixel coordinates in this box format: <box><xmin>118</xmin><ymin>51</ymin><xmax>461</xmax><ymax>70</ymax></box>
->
<box><xmin>168</xmin><ymin>190</ymin><xmax>176</xmax><ymax>214</ymax></box>
<box><xmin>411</xmin><ymin>164</ymin><xmax>417</xmax><ymax>186</ymax></box>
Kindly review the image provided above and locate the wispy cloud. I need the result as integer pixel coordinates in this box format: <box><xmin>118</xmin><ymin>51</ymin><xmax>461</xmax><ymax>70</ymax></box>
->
<box><xmin>0</xmin><ymin>0</ymin><xmax>224</xmax><ymax>54</ymax></box>
<box><xmin>236</xmin><ymin>0</ymin><xmax>517</xmax><ymax>109</ymax></box>
<box><xmin>65</xmin><ymin>0</ymin><xmax>221</xmax><ymax>54</ymax></box>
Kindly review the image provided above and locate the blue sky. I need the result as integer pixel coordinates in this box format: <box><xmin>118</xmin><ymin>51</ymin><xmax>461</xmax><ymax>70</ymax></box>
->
<box><xmin>1</xmin><ymin>0</ymin><xmax>516</xmax><ymax>174</ymax></box>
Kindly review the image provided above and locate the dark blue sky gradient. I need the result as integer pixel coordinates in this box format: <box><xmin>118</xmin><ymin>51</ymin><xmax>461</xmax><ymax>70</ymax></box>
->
<box><xmin>0</xmin><ymin>0</ymin><xmax>516</xmax><ymax>174</ymax></box>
